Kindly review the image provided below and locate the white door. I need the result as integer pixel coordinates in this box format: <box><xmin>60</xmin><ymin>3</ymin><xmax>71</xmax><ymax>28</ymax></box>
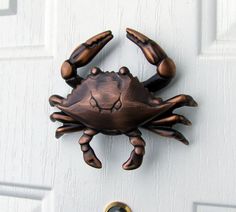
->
<box><xmin>0</xmin><ymin>0</ymin><xmax>236</xmax><ymax>211</ymax></box>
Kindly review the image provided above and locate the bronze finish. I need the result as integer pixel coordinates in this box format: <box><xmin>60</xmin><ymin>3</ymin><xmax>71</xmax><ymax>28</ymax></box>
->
<box><xmin>49</xmin><ymin>28</ymin><xmax>197</xmax><ymax>170</ymax></box>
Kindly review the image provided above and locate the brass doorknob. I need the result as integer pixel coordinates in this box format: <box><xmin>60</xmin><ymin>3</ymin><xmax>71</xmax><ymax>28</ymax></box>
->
<box><xmin>105</xmin><ymin>201</ymin><xmax>132</xmax><ymax>212</ymax></box>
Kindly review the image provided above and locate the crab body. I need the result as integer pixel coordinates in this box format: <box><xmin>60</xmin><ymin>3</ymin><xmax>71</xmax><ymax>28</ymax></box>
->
<box><xmin>49</xmin><ymin>28</ymin><xmax>197</xmax><ymax>170</ymax></box>
<box><xmin>58</xmin><ymin>71</ymin><xmax>171</xmax><ymax>134</ymax></box>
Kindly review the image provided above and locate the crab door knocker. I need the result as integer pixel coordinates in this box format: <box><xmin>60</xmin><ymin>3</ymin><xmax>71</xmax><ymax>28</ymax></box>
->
<box><xmin>49</xmin><ymin>28</ymin><xmax>197</xmax><ymax>170</ymax></box>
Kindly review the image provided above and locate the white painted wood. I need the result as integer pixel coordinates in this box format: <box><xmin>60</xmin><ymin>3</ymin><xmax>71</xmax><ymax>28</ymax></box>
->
<box><xmin>0</xmin><ymin>0</ymin><xmax>55</xmax><ymax>58</ymax></box>
<box><xmin>0</xmin><ymin>0</ymin><xmax>9</xmax><ymax>10</ymax></box>
<box><xmin>0</xmin><ymin>0</ymin><xmax>16</xmax><ymax>16</ymax></box>
<box><xmin>0</xmin><ymin>0</ymin><xmax>236</xmax><ymax>211</ymax></box>
<box><xmin>199</xmin><ymin>0</ymin><xmax>236</xmax><ymax>57</ymax></box>
<box><xmin>0</xmin><ymin>182</ymin><xmax>53</xmax><ymax>212</ymax></box>
<box><xmin>195</xmin><ymin>203</ymin><xmax>236</xmax><ymax>212</ymax></box>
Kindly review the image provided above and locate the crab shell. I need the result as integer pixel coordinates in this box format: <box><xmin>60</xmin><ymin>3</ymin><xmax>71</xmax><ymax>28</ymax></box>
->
<box><xmin>57</xmin><ymin>70</ymin><xmax>172</xmax><ymax>135</ymax></box>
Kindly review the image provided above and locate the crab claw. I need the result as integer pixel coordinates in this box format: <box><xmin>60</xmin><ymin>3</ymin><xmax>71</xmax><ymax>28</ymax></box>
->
<box><xmin>69</xmin><ymin>30</ymin><xmax>113</xmax><ymax>67</ymax></box>
<box><xmin>61</xmin><ymin>30</ymin><xmax>113</xmax><ymax>88</ymax></box>
<box><xmin>126</xmin><ymin>28</ymin><xmax>168</xmax><ymax>65</ymax></box>
<box><xmin>126</xmin><ymin>28</ymin><xmax>176</xmax><ymax>92</ymax></box>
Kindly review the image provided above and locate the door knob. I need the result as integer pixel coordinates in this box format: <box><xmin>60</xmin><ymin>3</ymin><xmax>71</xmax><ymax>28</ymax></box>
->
<box><xmin>105</xmin><ymin>201</ymin><xmax>132</xmax><ymax>212</ymax></box>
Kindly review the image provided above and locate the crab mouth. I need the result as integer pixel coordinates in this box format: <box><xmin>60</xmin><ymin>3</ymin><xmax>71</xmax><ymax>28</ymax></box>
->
<box><xmin>89</xmin><ymin>94</ymin><xmax>122</xmax><ymax>113</ymax></box>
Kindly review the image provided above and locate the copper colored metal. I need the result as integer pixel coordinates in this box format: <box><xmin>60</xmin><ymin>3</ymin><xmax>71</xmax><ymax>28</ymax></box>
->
<box><xmin>105</xmin><ymin>201</ymin><xmax>132</xmax><ymax>212</ymax></box>
<box><xmin>49</xmin><ymin>28</ymin><xmax>197</xmax><ymax>170</ymax></box>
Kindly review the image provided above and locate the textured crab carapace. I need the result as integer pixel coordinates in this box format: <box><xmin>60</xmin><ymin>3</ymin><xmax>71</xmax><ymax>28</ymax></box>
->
<box><xmin>49</xmin><ymin>28</ymin><xmax>197</xmax><ymax>170</ymax></box>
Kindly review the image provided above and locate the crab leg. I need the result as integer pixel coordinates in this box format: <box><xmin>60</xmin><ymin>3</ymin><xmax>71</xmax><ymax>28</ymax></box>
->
<box><xmin>149</xmin><ymin>114</ymin><xmax>192</xmax><ymax>127</ymax></box>
<box><xmin>50</xmin><ymin>112</ymin><xmax>79</xmax><ymax>124</ymax></box>
<box><xmin>146</xmin><ymin>126</ymin><xmax>189</xmax><ymax>145</ymax></box>
<box><xmin>166</xmin><ymin>94</ymin><xmax>198</xmax><ymax>108</ymax></box>
<box><xmin>49</xmin><ymin>95</ymin><xmax>65</xmax><ymax>106</ymax></box>
<box><xmin>164</xmin><ymin>94</ymin><xmax>198</xmax><ymax>115</ymax></box>
<box><xmin>123</xmin><ymin>130</ymin><xmax>146</xmax><ymax>170</ymax></box>
<box><xmin>55</xmin><ymin>123</ymin><xmax>85</xmax><ymax>139</ymax></box>
<box><xmin>150</xmin><ymin>94</ymin><xmax>197</xmax><ymax>117</ymax></box>
<box><xmin>61</xmin><ymin>31</ymin><xmax>113</xmax><ymax>88</ymax></box>
<box><xmin>78</xmin><ymin>129</ymin><xmax>102</xmax><ymax>169</ymax></box>
<box><xmin>126</xmin><ymin>28</ymin><xmax>176</xmax><ymax>92</ymax></box>
<box><xmin>142</xmin><ymin>94</ymin><xmax>197</xmax><ymax>145</ymax></box>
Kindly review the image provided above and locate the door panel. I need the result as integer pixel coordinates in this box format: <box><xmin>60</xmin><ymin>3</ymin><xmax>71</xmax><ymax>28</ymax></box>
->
<box><xmin>0</xmin><ymin>0</ymin><xmax>236</xmax><ymax>211</ymax></box>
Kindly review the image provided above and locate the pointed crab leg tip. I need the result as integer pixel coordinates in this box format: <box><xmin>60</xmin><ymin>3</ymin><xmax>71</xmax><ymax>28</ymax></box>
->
<box><xmin>86</xmin><ymin>30</ymin><xmax>114</xmax><ymax>46</ymax></box>
<box><xmin>186</xmin><ymin>121</ymin><xmax>192</xmax><ymax>126</ymax></box>
<box><xmin>193</xmin><ymin>101</ymin><xmax>198</xmax><ymax>107</ymax></box>
<box><xmin>102</xmin><ymin>30</ymin><xmax>113</xmax><ymax>40</ymax></box>
<box><xmin>55</xmin><ymin>133</ymin><xmax>62</xmax><ymax>139</ymax></box>
<box><xmin>126</xmin><ymin>28</ymin><xmax>148</xmax><ymax>43</ymax></box>
<box><xmin>122</xmin><ymin>158</ymin><xmax>142</xmax><ymax>170</ymax></box>
<box><xmin>49</xmin><ymin>102</ymin><xmax>54</xmax><ymax>107</ymax></box>
<box><xmin>126</xmin><ymin>27</ymin><xmax>133</xmax><ymax>33</ymax></box>
<box><xmin>50</xmin><ymin>115</ymin><xmax>56</xmax><ymax>122</ymax></box>
<box><xmin>101</xmin><ymin>34</ymin><xmax>113</xmax><ymax>45</ymax></box>
<box><xmin>97</xmin><ymin>165</ymin><xmax>102</xmax><ymax>169</ymax></box>
<box><xmin>49</xmin><ymin>95</ymin><xmax>64</xmax><ymax>106</ymax></box>
<box><xmin>122</xmin><ymin>166</ymin><xmax>129</xmax><ymax>171</ymax></box>
<box><xmin>89</xmin><ymin>162</ymin><xmax>102</xmax><ymax>169</ymax></box>
<box><xmin>182</xmin><ymin>140</ymin><xmax>189</xmax><ymax>145</ymax></box>
<box><xmin>108</xmin><ymin>34</ymin><xmax>114</xmax><ymax>40</ymax></box>
<box><xmin>126</xmin><ymin>28</ymin><xmax>138</xmax><ymax>35</ymax></box>
<box><xmin>176</xmin><ymin>134</ymin><xmax>189</xmax><ymax>145</ymax></box>
<box><xmin>49</xmin><ymin>99</ymin><xmax>54</xmax><ymax>107</ymax></box>
<box><xmin>187</xmin><ymin>97</ymin><xmax>198</xmax><ymax>107</ymax></box>
<box><xmin>122</xmin><ymin>164</ymin><xmax>133</xmax><ymax>171</ymax></box>
<box><xmin>106</xmin><ymin>30</ymin><xmax>112</xmax><ymax>35</ymax></box>
<box><xmin>182</xmin><ymin>118</ymin><xmax>192</xmax><ymax>126</ymax></box>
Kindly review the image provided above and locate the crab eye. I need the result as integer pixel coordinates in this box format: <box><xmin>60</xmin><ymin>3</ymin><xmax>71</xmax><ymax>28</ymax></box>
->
<box><xmin>91</xmin><ymin>67</ymin><xmax>101</xmax><ymax>75</ymax></box>
<box><xmin>119</xmin><ymin>67</ymin><xmax>130</xmax><ymax>75</ymax></box>
<box><xmin>114</xmin><ymin>100</ymin><xmax>122</xmax><ymax>110</ymax></box>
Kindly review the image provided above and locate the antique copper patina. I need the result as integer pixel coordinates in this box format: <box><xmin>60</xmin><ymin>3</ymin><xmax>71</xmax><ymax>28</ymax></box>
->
<box><xmin>49</xmin><ymin>28</ymin><xmax>197</xmax><ymax>170</ymax></box>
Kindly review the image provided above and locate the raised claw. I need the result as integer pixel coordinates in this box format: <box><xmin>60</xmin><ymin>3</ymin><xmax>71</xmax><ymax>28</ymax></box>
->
<box><xmin>126</xmin><ymin>28</ymin><xmax>167</xmax><ymax>65</ymax></box>
<box><xmin>69</xmin><ymin>30</ymin><xmax>113</xmax><ymax>67</ymax></box>
<box><xmin>61</xmin><ymin>30</ymin><xmax>113</xmax><ymax>88</ymax></box>
<box><xmin>126</xmin><ymin>28</ymin><xmax>176</xmax><ymax>92</ymax></box>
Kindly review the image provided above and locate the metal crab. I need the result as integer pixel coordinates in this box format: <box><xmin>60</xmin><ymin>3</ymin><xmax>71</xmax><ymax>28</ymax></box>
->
<box><xmin>49</xmin><ymin>28</ymin><xmax>197</xmax><ymax>170</ymax></box>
